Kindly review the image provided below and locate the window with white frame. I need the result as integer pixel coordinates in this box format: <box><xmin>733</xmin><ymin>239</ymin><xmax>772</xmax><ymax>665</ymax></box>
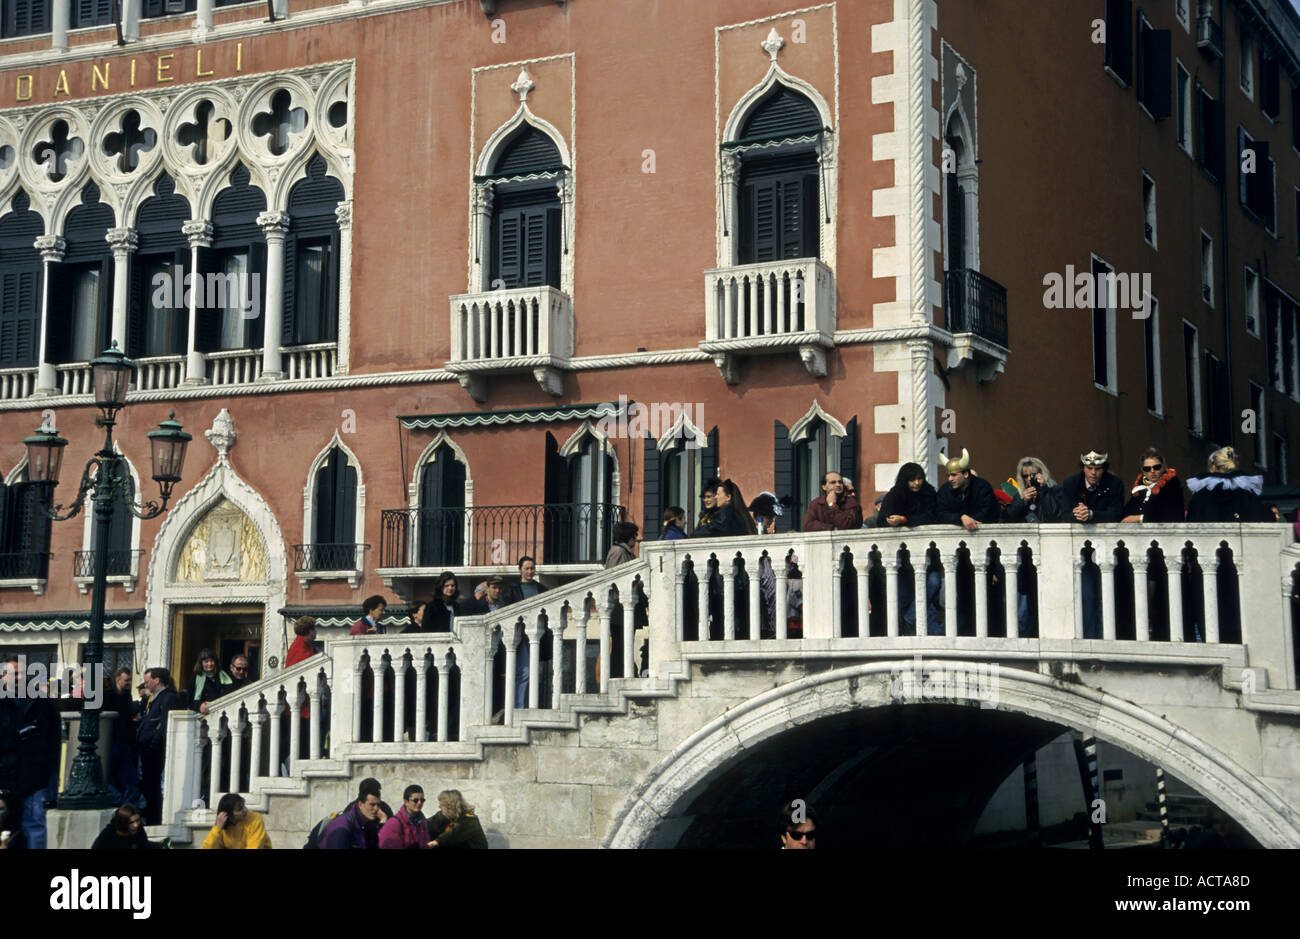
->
<box><xmin>301</xmin><ymin>437</ymin><xmax>364</xmax><ymax>579</ymax></box>
<box><xmin>1201</xmin><ymin>232</ymin><xmax>1214</xmax><ymax>305</ymax></box>
<box><xmin>1204</xmin><ymin>349</ymin><xmax>1230</xmax><ymax>445</ymax></box>
<box><xmin>1184</xmin><ymin>320</ymin><xmax>1202</xmax><ymax>435</ymax></box>
<box><xmin>1240</xmin><ymin>29</ymin><xmax>1255</xmax><ymax>99</ymax></box>
<box><xmin>1092</xmin><ymin>255</ymin><xmax>1118</xmax><ymax>393</ymax></box>
<box><xmin>77</xmin><ymin>451</ymin><xmax>139</xmax><ymax>586</ymax></box>
<box><xmin>1142</xmin><ymin>173</ymin><xmax>1157</xmax><ymax>246</ymax></box>
<box><xmin>1177</xmin><ymin>62</ymin><xmax>1192</xmax><ymax>154</ymax></box>
<box><xmin>1266</xmin><ymin>286</ymin><xmax>1285</xmax><ymax>392</ymax></box>
<box><xmin>1245</xmin><ymin>266</ymin><xmax>1260</xmax><ymax>337</ymax></box>
<box><xmin>1145</xmin><ymin>297</ymin><xmax>1163</xmax><ymax>415</ymax></box>
<box><xmin>1249</xmin><ymin>381</ymin><xmax>1266</xmax><ymax>467</ymax></box>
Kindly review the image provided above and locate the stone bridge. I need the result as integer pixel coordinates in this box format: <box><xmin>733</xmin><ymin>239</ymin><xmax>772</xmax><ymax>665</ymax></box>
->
<box><xmin>159</xmin><ymin>525</ymin><xmax>1300</xmax><ymax>848</ymax></box>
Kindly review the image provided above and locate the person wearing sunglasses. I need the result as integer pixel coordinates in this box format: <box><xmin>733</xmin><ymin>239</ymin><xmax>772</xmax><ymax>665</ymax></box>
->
<box><xmin>1121</xmin><ymin>448</ymin><xmax>1184</xmax><ymax>523</ymax></box>
<box><xmin>778</xmin><ymin>801</ymin><xmax>818</xmax><ymax>850</ymax></box>
<box><xmin>227</xmin><ymin>655</ymin><xmax>252</xmax><ymax>691</ymax></box>
<box><xmin>379</xmin><ymin>784</ymin><xmax>431</xmax><ymax>849</ymax></box>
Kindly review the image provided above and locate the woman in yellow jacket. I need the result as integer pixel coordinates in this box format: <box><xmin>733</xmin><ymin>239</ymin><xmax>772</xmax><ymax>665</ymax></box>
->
<box><xmin>201</xmin><ymin>793</ymin><xmax>272</xmax><ymax>849</ymax></box>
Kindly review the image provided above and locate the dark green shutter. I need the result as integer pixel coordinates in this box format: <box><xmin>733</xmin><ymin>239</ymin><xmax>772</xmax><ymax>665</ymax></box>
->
<box><xmin>248</xmin><ymin>240</ymin><xmax>266</xmax><ymax>349</ymax></box>
<box><xmin>44</xmin><ymin>263</ymin><xmax>70</xmax><ymax>364</ymax></box>
<box><xmin>1149</xmin><ymin>29</ymin><xmax>1171</xmax><ymax>120</ymax></box>
<box><xmin>839</xmin><ymin>418</ymin><xmax>858</xmax><ymax>495</ymax></box>
<box><xmin>1104</xmin><ymin>0</ymin><xmax>1132</xmax><ymax>86</ymax></box>
<box><xmin>0</xmin><ymin>267</ymin><xmax>39</xmax><ymax>367</ymax></box>
<box><xmin>740</xmin><ymin>176</ymin><xmax>777</xmax><ymax>264</ymax></box>
<box><xmin>523</xmin><ymin>208</ymin><xmax>549</xmax><ymax>287</ymax></box>
<box><xmin>194</xmin><ymin>246</ymin><xmax>219</xmax><ymax>353</ymax></box>
<box><xmin>642</xmin><ymin>433</ymin><xmax>661</xmax><ymax>539</ymax></box>
<box><xmin>493</xmin><ymin>209</ymin><xmax>522</xmax><ymax>288</ymax></box>
<box><xmin>773</xmin><ymin>421</ymin><xmax>793</xmax><ymax>533</ymax></box>
<box><xmin>282</xmin><ymin>231</ymin><xmax>297</xmax><ymax>345</ymax></box>
<box><xmin>702</xmin><ymin>427</ymin><xmax>719</xmax><ymax>487</ymax></box>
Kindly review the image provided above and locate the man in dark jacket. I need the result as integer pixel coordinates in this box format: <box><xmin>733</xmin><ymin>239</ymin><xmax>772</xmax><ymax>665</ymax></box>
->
<box><xmin>1185</xmin><ymin>447</ymin><xmax>1272</xmax><ymax>523</ymax></box>
<box><xmin>1062</xmin><ymin>450</ymin><xmax>1125</xmax><ymax>639</ymax></box>
<box><xmin>936</xmin><ymin>450</ymin><xmax>999</xmax><ymax>531</ymax></box>
<box><xmin>105</xmin><ymin>667</ymin><xmax>141</xmax><ymax>807</ymax></box>
<box><xmin>802</xmin><ymin>471</ymin><xmax>863</xmax><ymax>531</ymax></box>
<box><xmin>136</xmin><ymin>667</ymin><xmax>179</xmax><ymax>826</ymax></box>
<box><xmin>323</xmin><ymin>778</ymin><xmax>388</xmax><ymax>849</ymax></box>
<box><xmin>0</xmin><ymin>655</ymin><xmax>61</xmax><ymax>849</ymax></box>
<box><xmin>502</xmin><ymin>557</ymin><xmax>551</xmax><ymax>702</ymax></box>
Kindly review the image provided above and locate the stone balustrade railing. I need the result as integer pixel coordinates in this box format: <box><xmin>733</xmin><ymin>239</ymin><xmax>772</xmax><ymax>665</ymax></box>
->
<box><xmin>281</xmin><ymin>342</ymin><xmax>337</xmax><ymax>380</ymax></box>
<box><xmin>0</xmin><ymin>366</ymin><xmax>36</xmax><ymax>400</ymax></box>
<box><xmin>133</xmin><ymin>354</ymin><xmax>186</xmax><ymax>391</ymax></box>
<box><xmin>447</xmin><ymin>285</ymin><xmax>574</xmax><ymax>367</ymax></box>
<box><xmin>159</xmin><ymin>524</ymin><xmax>1298</xmax><ymax>831</ymax></box>
<box><xmin>55</xmin><ymin>362</ymin><xmax>93</xmax><ymax>396</ymax></box>
<box><xmin>703</xmin><ymin>257</ymin><xmax>835</xmax><ymax>344</ymax></box>
<box><xmin>207</xmin><ymin>348</ymin><xmax>264</xmax><ymax>386</ymax></box>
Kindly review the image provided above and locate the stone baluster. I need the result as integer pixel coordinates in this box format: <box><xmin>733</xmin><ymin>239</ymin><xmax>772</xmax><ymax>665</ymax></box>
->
<box><xmin>856</xmin><ymin>557</ymin><xmax>869</xmax><ymax>638</ymax></box>
<box><xmin>697</xmin><ymin>559</ymin><xmax>712</xmax><ymax>640</ymax></box>
<box><xmin>371</xmin><ymin>652</ymin><xmax>385</xmax><ymax>743</ymax></box>
<box><xmin>528</xmin><ymin>621</ymin><xmax>546</xmax><ymax>708</ymax></box>
<box><xmin>1166</xmin><ymin>553</ymin><xmax>1185</xmax><ymax>643</ymax></box>
<box><xmin>436</xmin><ymin>657</ymin><xmax>451</xmax><ymax>742</ymax></box>
<box><xmin>913</xmin><ymin>550</ymin><xmax>928</xmax><ymax>638</ymax></box>
<box><xmin>248</xmin><ymin>710</ymin><xmax>265</xmax><ymax>784</ymax></box>
<box><xmin>208</xmin><ymin>718</ymin><xmax>223</xmax><ymax>802</ymax></box>
<box><xmin>550</xmin><ymin>621</ymin><xmax>565</xmax><ymax>709</ymax></box>
<box><xmin>723</xmin><ymin>558</ymin><xmax>737</xmax><ymax>640</ymax></box>
<box><xmin>267</xmin><ymin>698</ymin><xmax>283</xmax><ymax>778</ymax></box>
<box><xmin>621</xmin><ymin>592</ymin><xmax>636</xmax><ymax>678</ymax></box>
<box><xmin>308</xmin><ymin>678</ymin><xmax>323</xmax><ymax>759</ymax></box>
<box><xmin>289</xmin><ymin>687</ymin><xmax>303</xmax><ymax>775</ymax></box>
<box><xmin>393</xmin><ymin>651</ymin><xmax>408</xmax><ymax>741</ymax></box>
<box><xmin>1073</xmin><ymin>557</ymin><xmax>1085</xmax><ymax>640</ymax></box>
<box><xmin>182</xmin><ymin>221</ymin><xmax>211</xmax><ymax>385</ymax></box>
<box><xmin>1010</xmin><ymin>550</ymin><xmax>1023</xmax><ymax>639</ymax></box>
<box><xmin>1203</xmin><ymin>554</ymin><xmax>1220</xmax><ymax>645</ymax></box>
<box><xmin>574</xmin><ymin>613</ymin><xmax>588</xmax><ymax>694</ymax></box>
<box><xmin>485</xmin><ymin>629</ymin><xmax>500</xmax><ymax>721</ymax></box>
<box><xmin>597</xmin><ymin>600</ymin><xmax>612</xmax><ymax>694</ymax></box>
<box><xmin>831</xmin><ymin>553</ymin><xmax>843</xmax><ymax>638</ymax></box>
<box><xmin>775</xmin><ymin>554</ymin><xmax>789</xmax><ymax>640</ymax></box>
<box><xmin>414</xmin><ymin>652</ymin><xmax>429</xmax><ymax>743</ymax></box>
<box><xmin>504</xmin><ymin>625</ymin><xmax>520</xmax><ymax>723</ymax></box>
<box><xmin>1100</xmin><ymin>556</ymin><xmax>1117</xmax><ymax>641</ymax></box>
<box><xmin>188</xmin><ymin>729</ymin><xmax>207</xmax><ymax>809</ymax></box>
<box><xmin>1133</xmin><ymin>550</ymin><xmax>1150</xmax><ymax>642</ymax></box>
<box><xmin>747</xmin><ymin>551</ymin><xmax>762</xmax><ymax>642</ymax></box>
<box><xmin>942</xmin><ymin>552</ymin><xmax>958</xmax><ymax>637</ymax></box>
<box><xmin>229</xmin><ymin>712</ymin><xmax>244</xmax><ymax>793</ymax></box>
<box><xmin>973</xmin><ymin>556</ymin><xmax>989</xmax><ymax>639</ymax></box>
<box><xmin>884</xmin><ymin>556</ymin><xmax>900</xmax><ymax>638</ymax></box>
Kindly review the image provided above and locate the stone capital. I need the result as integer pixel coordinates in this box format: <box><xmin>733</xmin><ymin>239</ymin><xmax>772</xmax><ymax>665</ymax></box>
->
<box><xmin>34</xmin><ymin>234</ymin><xmax>65</xmax><ymax>262</ymax></box>
<box><xmin>106</xmin><ymin>227</ymin><xmax>138</xmax><ymax>257</ymax></box>
<box><xmin>257</xmin><ymin>210</ymin><xmax>291</xmax><ymax>239</ymax></box>
<box><xmin>182</xmin><ymin>219</ymin><xmax>213</xmax><ymax>247</ymax></box>
<box><xmin>334</xmin><ymin>200</ymin><xmax>353</xmax><ymax>228</ymax></box>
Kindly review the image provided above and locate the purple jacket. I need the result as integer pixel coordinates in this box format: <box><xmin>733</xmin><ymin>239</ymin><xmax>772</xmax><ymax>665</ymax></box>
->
<box><xmin>379</xmin><ymin>805</ymin><xmax>429</xmax><ymax>850</ymax></box>
<box><xmin>321</xmin><ymin>801</ymin><xmax>379</xmax><ymax>850</ymax></box>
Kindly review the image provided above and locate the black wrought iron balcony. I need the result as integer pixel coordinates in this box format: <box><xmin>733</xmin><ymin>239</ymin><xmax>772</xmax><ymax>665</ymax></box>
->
<box><xmin>73</xmin><ymin>549</ymin><xmax>143</xmax><ymax>578</ymax></box>
<box><xmin>1197</xmin><ymin>15</ymin><xmax>1224</xmax><ymax>59</ymax></box>
<box><xmin>0</xmin><ymin>551</ymin><xmax>50</xmax><ymax>579</ymax></box>
<box><xmin>945</xmin><ymin>268</ymin><xmax>1009</xmax><ymax>349</ymax></box>
<box><xmin>293</xmin><ymin>543</ymin><xmax>367</xmax><ymax>572</ymax></box>
<box><xmin>380</xmin><ymin>502</ymin><xmax>626</xmax><ymax>569</ymax></box>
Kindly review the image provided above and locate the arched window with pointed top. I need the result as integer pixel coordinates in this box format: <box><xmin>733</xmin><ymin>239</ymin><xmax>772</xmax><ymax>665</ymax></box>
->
<box><xmin>483</xmin><ymin>124</ymin><xmax>564</xmax><ymax>291</ymax></box>
<box><xmin>49</xmin><ymin>182</ymin><xmax>114</xmax><ymax>364</ymax></box>
<box><xmin>0</xmin><ymin>190</ymin><xmax>43</xmax><ymax>369</ymax></box>
<box><xmin>284</xmin><ymin>153</ymin><xmax>344</xmax><ymax>346</ymax></box>
<box><xmin>131</xmin><ymin>173</ymin><xmax>190</xmax><ymax>359</ymax></box>
<box><xmin>0</xmin><ymin>460</ymin><xmax>53</xmax><ymax>581</ymax></box>
<box><xmin>735</xmin><ymin>86</ymin><xmax>822</xmax><ymax>264</ymax></box>
<box><xmin>198</xmin><ymin>163</ymin><xmax>267</xmax><ymax>353</ymax></box>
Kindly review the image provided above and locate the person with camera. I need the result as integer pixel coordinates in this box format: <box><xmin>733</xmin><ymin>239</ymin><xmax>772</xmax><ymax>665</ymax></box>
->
<box><xmin>1000</xmin><ymin>458</ymin><xmax>1066</xmax><ymax>636</ymax></box>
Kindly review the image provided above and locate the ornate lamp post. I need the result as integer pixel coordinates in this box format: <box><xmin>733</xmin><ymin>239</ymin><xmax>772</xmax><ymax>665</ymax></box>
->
<box><xmin>25</xmin><ymin>342</ymin><xmax>191</xmax><ymax>809</ymax></box>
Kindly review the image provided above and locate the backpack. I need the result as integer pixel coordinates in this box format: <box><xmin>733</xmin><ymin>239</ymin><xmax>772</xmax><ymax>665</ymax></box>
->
<box><xmin>304</xmin><ymin>811</ymin><xmax>340</xmax><ymax>849</ymax></box>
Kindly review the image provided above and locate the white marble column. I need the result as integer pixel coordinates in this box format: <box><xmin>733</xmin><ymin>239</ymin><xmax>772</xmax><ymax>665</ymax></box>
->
<box><xmin>884</xmin><ymin>557</ymin><xmax>900</xmax><ymax>638</ymax></box>
<box><xmin>195</xmin><ymin>0</ymin><xmax>214</xmax><ymax>38</ymax></box>
<box><xmin>34</xmin><ymin>235</ymin><xmax>65</xmax><ymax>395</ymax></box>
<box><xmin>182</xmin><ymin>220</ymin><xmax>211</xmax><ymax>384</ymax></box>
<box><xmin>334</xmin><ymin>201</ymin><xmax>353</xmax><ymax>374</ymax></box>
<box><xmin>122</xmin><ymin>0</ymin><xmax>141</xmax><ymax>41</ymax></box>
<box><xmin>267</xmin><ymin>700</ymin><xmax>283</xmax><ymax>778</ymax></box>
<box><xmin>248</xmin><ymin>711</ymin><xmax>265</xmax><ymax>783</ymax></box>
<box><xmin>51</xmin><ymin>0</ymin><xmax>69</xmax><ymax>50</ymax></box>
<box><xmin>414</xmin><ymin>653</ymin><xmax>429</xmax><ymax>743</ymax></box>
<box><xmin>257</xmin><ymin>210</ymin><xmax>289</xmax><ymax>380</ymax></box>
<box><xmin>942</xmin><ymin>552</ymin><xmax>958</xmax><ymax>637</ymax></box>
<box><xmin>106</xmin><ymin>228</ymin><xmax>137</xmax><ymax>355</ymax></box>
<box><xmin>1166</xmin><ymin>557</ymin><xmax>1185</xmax><ymax>644</ymax></box>
<box><xmin>436</xmin><ymin>659</ymin><xmax>450</xmax><ymax>742</ymax></box>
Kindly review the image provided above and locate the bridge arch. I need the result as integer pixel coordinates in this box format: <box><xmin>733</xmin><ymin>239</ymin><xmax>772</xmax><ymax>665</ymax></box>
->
<box><xmin>605</xmin><ymin>661</ymin><xmax>1300</xmax><ymax>848</ymax></box>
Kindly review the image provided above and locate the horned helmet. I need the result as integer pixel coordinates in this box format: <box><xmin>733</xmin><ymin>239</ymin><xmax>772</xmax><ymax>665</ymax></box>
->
<box><xmin>940</xmin><ymin>448</ymin><xmax>971</xmax><ymax>476</ymax></box>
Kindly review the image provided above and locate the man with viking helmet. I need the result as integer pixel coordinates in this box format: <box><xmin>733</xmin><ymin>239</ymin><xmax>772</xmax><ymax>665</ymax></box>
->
<box><xmin>935</xmin><ymin>448</ymin><xmax>999</xmax><ymax>533</ymax></box>
<box><xmin>1061</xmin><ymin>450</ymin><xmax>1126</xmax><ymax>639</ymax></box>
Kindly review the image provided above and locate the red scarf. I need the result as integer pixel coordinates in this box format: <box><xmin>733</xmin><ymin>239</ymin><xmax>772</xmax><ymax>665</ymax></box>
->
<box><xmin>1131</xmin><ymin>467</ymin><xmax>1177</xmax><ymax>498</ymax></box>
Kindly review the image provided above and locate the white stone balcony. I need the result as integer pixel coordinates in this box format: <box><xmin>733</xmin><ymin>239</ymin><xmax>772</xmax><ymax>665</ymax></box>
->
<box><xmin>446</xmin><ymin>286</ymin><xmax>574</xmax><ymax>402</ymax></box>
<box><xmin>0</xmin><ymin>366</ymin><xmax>36</xmax><ymax>401</ymax></box>
<box><xmin>134</xmin><ymin>355</ymin><xmax>186</xmax><ymax>392</ymax></box>
<box><xmin>700</xmin><ymin>258</ymin><xmax>836</xmax><ymax>383</ymax></box>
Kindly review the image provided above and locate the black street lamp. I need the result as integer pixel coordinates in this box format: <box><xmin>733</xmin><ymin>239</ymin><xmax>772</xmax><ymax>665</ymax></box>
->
<box><xmin>27</xmin><ymin>342</ymin><xmax>191</xmax><ymax>809</ymax></box>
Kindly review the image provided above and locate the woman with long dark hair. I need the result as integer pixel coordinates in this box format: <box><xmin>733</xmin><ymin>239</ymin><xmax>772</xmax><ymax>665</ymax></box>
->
<box><xmin>691</xmin><ymin>479</ymin><xmax>757</xmax><ymax>537</ymax></box>
<box><xmin>878</xmin><ymin>463</ymin><xmax>938</xmax><ymax>527</ymax></box>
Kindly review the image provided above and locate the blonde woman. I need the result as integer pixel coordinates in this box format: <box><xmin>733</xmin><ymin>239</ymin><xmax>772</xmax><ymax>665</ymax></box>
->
<box><xmin>1185</xmin><ymin>447</ymin><xmax>1270</xmax><ymax>523</ymax></box>
<box><xmin>426</xmin><ymin>790</ymin><xmax>488</xmax><ymax>849</ymax></box>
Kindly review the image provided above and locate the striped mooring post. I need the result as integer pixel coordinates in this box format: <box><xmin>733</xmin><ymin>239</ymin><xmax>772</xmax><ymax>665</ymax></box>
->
<box><xmin>1156</xmin><ymin>766</ymin><xmax>1170</xmax><ymax>842</ymax></box>
<box><xmin>1071</xmin><ymin>733</ymin><xmax>1104</xmax><ymax>849</ymax></box>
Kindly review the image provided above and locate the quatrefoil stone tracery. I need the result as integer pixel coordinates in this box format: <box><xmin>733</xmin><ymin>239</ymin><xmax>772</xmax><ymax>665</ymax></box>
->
<box><xmin>251</xmin><ymin>88</ymin><xmax>308</xmax><ymax>157</ymax></box>
<box><xmin>33</xmin><ymin>119</ymin><xmax>84</xmax><ymax>182</ymax></box>
<box><xmin>176</xmin><ymin>100</ymin><xmax>232</xmax><ymax>166</ymax></box>
<box><xmin>102</xmin><ymin>109</ymin><xmax>157</xmax><ymax>174</ymax></box>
